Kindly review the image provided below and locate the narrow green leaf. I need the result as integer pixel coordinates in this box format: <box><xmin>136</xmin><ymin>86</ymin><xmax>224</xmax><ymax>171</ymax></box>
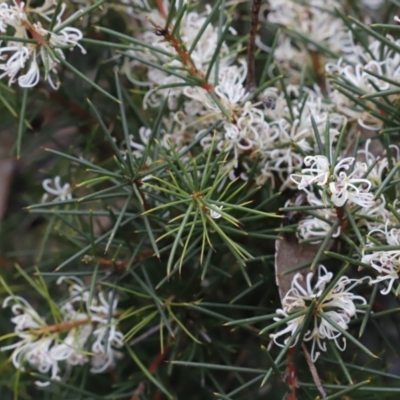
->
<box><xmin>125</xmin><ymin>345</ymin><xmax>174</xmax><ymax>399</ymax></box>
<box><xmin>318</xmin><ymin>310</ymin><xmax>377</xmax><ymax>358</ymax></box>
<box><xmin>105</xmin><ymin>191</ymin><xmax>133</xmax><ymax>253</ymax></box>
<box><xmin>169</xmin><ymin>361</ymin><xmax>267</xmax><ymax>374</ymax></box>
<box><xmin>322</xmin><ymin>379</ymin><xmax>370</xmax><ymax>400</ymax></box>
<box><xmin>188</xmin><ymin>0</ymin><xmax>224</xmax><ymax>55</ymax></box>
<box><xmin>54</xmin><ymin>0</ymin><xmax>108</xmax><ymax>32</ymax></box>
<box><xmin>52</xmin><ymin>47</ymin><xmax>119</xmax><ymax>103</ymax></box>
<box><xmin>16</xmin><ymin>88</ymin><xmax>28</xmax><ymax>158</ymax></box>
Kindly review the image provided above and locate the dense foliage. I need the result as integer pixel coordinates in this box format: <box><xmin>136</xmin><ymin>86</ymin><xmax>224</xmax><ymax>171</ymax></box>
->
<box><xmin>1</xmin><ymin>0</ymin><xmax>400</xmax><ymax>399</ymax></box>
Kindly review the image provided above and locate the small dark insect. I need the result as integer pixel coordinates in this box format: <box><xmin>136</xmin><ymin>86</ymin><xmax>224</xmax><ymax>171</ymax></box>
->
<box><xmin>262</xmin><ymin>5</ymin><xmax>271</xmax><ymax>20</ymax></box>
<box><xmin>264</xmin><ymin>96</ymin><xmax>276</xmax><ymax>110</ymax></box>
<box><xmin>282</xmin><ymin>192</ymin><xmax>307</xmax><ymax>227</ymax></box>
<box><xmin>155</xmin><ymin>27</ymin><xmax>168</xmax><ymax>36</ymax></box>
<box><xmin>282</xmin><ymin>210</ymin><xmax>302</xmax><ymax>227</ymax></box>
<box><xmin>28</xmin><ymin>113</ymin><xmax>45</xmax><ymax>132</ymax></box>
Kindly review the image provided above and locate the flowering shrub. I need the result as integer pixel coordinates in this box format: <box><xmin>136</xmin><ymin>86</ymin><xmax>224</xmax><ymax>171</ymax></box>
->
<box><xmin>1</xmin><ymin>0</ymin><xmax>400</xmax><ymax>399</ymax></box>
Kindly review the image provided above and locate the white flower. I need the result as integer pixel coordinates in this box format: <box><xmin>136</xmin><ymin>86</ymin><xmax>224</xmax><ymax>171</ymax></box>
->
<box><xmin>327</xmin><ymin>86</ymin><xmax>383</xmax><ymax>131</ymax></box>
<box><xmin>297</xmin><ymin>191</ymin><xmax>341</xmax><ymax>242</ymax></box>
<box><xmin>291</xmin><ymin>153</ymin><xmax>375</xmax><ymax>209</ymax></box>
<box><xmin>266</xmin><ymin>101</ymin><xmax>340</xmax><ymax>190</ymax></box>
<box><xmin>0</xmin><ymin>44</ymin><xmax>32</xmax><ymax>85</ymax></box>
<box><xmin>298</xmin><ymin>216</ymin><xmax>341</xmax><ymax>242</ymax></box>
<box><xmin>264</xmin><ymin>0</ymin><xmax>356</xmax><ymax>81</ymax></box>
<box><xmin>209</xmin><ymin>205</ymin><xmax>223</xmax><ymax>219</ymax></box>
<box><xmin>0</xmin><ymin>1</ymin><xmax>27</xmax><ymax>31</ymax></box>
<box><xmin>271</xmin><ymin>265</ymin><xmax>366</xmax><ymax>361</ymax></box>
<box><xmin>329</xmin><ymin>157</ymin><xmax>374</xmax><ymax>208</ymax></box>
<box><xmin>365</xmin><ymin>220</ymin><xmax>400</xmax><ymax>246</ymax></box>
<box><xmin>91</xmin><ymin>324</ymin><xmax>124</xmax><ymax>373</ymax></box>
<box><xmin>280</xmin><ymin>265</ymin><xmax>333</xmax><ymax>312</ymax></box>
<box><xmin>33</xmin><ymin>22</ymin><xmax>86</xmax><ymax>54</ymax></box>
<box><xmin>357</xmin><ymin>195</ymin><xmax>392</xmax><ymax>232</ymax></box>
<box><xmin>50</xmin><ymin>316</ymin><xmax>92</xmax><ymax>367</ymax></box>
<box><xmin>354</xmin><ymin>139</ymin><xmax>389</xmax><ymax>185</ymax></box>
<box><xmin>1</xmin><ymin>296</ymin><xmax>59</xmax><ymax>386</ymax></box>
<box><xmin>2</xmin><ymin>296</ymin><xmax>46</xmax><ymax>332</ymax></box>
<box><xmin>217</xmin><ymin>123</ymin><xmax>252</xmax><ymax>160</ymax></box>
<box><xmin>362</xmin><ymin>250</ymin><xmax>400</xmax><ymax>295</ymax></box>
<box><xmin>42</xmin><ymin>176</ymin><xmax>72</xmax><ymax>202</ymax></box>
<box><xmin>269</xmin><ymin>308</ymin><xmax>306</xmax><ymax>344</ymax></box>
<box><xmin>22</xmin><ymin>336</ymin><xmax>59</xmax><ymax>387</ymax></box>
<box><xmin>362</xmin><ymin>0</ymin><xmax>385</xmax><ymax>9</ymax></box>
<box><xmin>338</xmin><ymin>62</ymin><xmax>389</xmax><ymax>94</ymax></box>
<box><xmin>60</xmin><ymin>278</ymin><xmax>125</xmax><ymax>374</ymax></box>
<box><xmin>89</xmin><ymin>292</ymin><xmax>124</xmax><ymax>374</ymax></box>
<box><xmin>18</xmin><ymin>55</ymin><xmax>40</xmax><ymax>87</ymax></box>
<box><xmin>215</xmin><ymin>61</ymin><xmax>248</xmax><ymax>109</ymax></box>
<box><xmin>122</xmin><ymin>127</ymin><xmax>153</xmax><ymax>160</ymax></box>
<box><xmin>291</xmin><ymin>155</ymin><xmax>331</xmax><ymax>189</ymax></box>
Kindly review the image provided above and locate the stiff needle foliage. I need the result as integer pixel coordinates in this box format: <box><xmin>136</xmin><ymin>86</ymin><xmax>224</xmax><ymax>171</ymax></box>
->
<box><xmin>2</xmin><ymin>0</ymin><xmax>400</xmax><ymax>399</ymax></box>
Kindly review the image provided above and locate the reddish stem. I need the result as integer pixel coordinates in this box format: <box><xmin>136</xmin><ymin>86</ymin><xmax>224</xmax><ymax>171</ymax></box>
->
<box><xmin>156</xmin><ymin>0</ymin><xmax>168</xmax><ymax>20</ymax></box>
<box><xmin>153</xmin><ymin>391</ymin><xmax>163</xmax><ymax>400</ymax></box>
<box><xmin>155</xmin><ymin>26</ymin><xmax>214</xmax><ymax>94</ymax></box>
<box><xmin>33</xmin><ymin>318</ymin><xmax>91</xmax><ymax>335</ymax></box>
<box><xmin>286</xmin><ymin>347</ymin><xmax>297</xmax><ymax>400</ymax></box>
<box><xmin>149</xmin><ymin>348</ymin><xmax>168</xmax><ymax>374</ymax></box>
<box><xmin>335</xmin><ymin>206</ymin><xmax>348</xmax><ymax>231</ymax></box>
<box><xmin>130</xmin><ymin>348</ymin><xmax>169</xmax><ymax>400</ymax></box>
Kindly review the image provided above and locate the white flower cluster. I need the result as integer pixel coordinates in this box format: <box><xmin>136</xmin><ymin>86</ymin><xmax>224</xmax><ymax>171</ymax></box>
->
<box><xmin>1</xmin><ymin>277</ymin><xmax>123</xmax><ymax>386</ymax></box>
<box><xmin>362</xmin><ymin>224</ymin><xmax>400</xmax><ymax>295</ymax></box>
<box><xmin>118</xmin><ymin>1</ymin><xmax>400</xmax><ymax>308</ymax></box>
<box><xmin>121</xmin><ymin>5</ymin><xmax>246</xmax><ymax>163</ymax></box>
<box><xmin>124</xmin><ymin>4</ymin><xmax>236</xmax><ymax>111</ymax></box>
<box><xmin>292</xmin><ymin>155</ymin><xmax>375</xmax><ymax>209</ymax></box>
<box><xmin>125</xmin><ymin>2</ymin><xmax>353</xmax><ymax>188</ymax></box>
<box><xmin>0</xmin><ymin>0</ymin><xmax>85</xmax><ymax>89</ymax></box>
<box><xmin>289</xmin><ymin>138</ymin><xmax>399</xmax><ymax>242</ymax></box>
<box><xmin>271</xmin><ymin>265</ymin><xmax>366</xmax><ymax>361</ymax></box>
<box><xmin>326</xmin><ymin>32</ymin><xmax>400</xmax><ymax>131</ymax></box>
<box><xmin>5</xmin><ymin>0</ymin><xmax>400</xmax><ymax>382</ymax></box>
<box><xmin>264</xmin><ymin>0</ymin><xmax>355</xmax><ymax>81</ymax></box>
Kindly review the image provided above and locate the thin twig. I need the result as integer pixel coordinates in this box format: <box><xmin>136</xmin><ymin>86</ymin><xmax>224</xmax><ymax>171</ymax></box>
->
<box><xmin>129</xmin><ymin>321</ymin><xmax>166</xmax><ymax>346</ymax></box>
<box><xmin>302</xmin><ymin>343</ymin><xmax>327</xmax><ymax>398</ymax></box>
<box><xmin>152</xmin><ymin>24</ymin><xmax>214</xmax><ymax>93</ymax></box>
<box><xmin>245</xmin><ymin>0</ymin><xmax>262</xmax><ymax>93</ymax></box>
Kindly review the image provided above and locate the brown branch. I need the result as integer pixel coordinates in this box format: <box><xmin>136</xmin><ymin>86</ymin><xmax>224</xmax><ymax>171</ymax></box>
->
<box><xmin>153</xmin><ymin>25</ymin><xmax>214</xmax><ymax>93</ymax></box>
<box><xmin>32</xmin><ymin>318</ymin><xmax>91</xmax><ymax>336</ymax></box>
<box><xmin>245</xmin><ymin>0</ymin><xmax>262</xmax><ymax>93</ymax></box>
<box><xmin>90</xmin><ymin>249</ymin><xmax>154</xmax><ymax>271</ymax></box>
